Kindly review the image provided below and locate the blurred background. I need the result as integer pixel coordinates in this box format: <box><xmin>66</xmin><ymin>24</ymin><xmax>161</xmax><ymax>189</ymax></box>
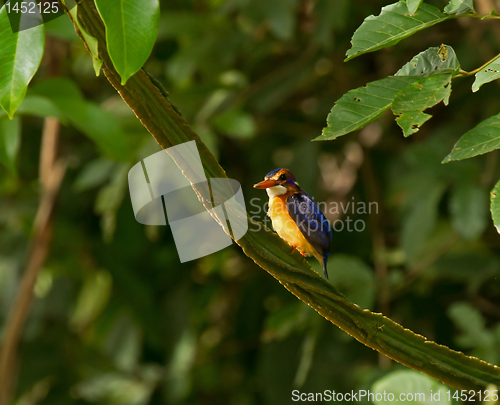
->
<box><xmin>1</xmin><ymin>0</ymin><xmax>500</xmax><ymax>403</ymax></box>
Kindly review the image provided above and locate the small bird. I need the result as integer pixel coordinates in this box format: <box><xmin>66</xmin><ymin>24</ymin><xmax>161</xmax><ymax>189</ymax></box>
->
<box><xmin>254</xmin><ymin>168</ymin><xmax>332</xmax><ymax>278</ymax></box>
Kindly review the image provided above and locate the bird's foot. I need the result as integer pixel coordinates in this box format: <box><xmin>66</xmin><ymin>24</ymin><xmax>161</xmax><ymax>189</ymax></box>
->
<box><xmin>291</xmin><ymin>246</ymin><xmax>307</xmax><ymax>257</ymax></box>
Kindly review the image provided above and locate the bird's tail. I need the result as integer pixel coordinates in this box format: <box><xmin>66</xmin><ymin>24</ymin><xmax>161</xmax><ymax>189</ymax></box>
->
<box><xmin>322</xmin><ymin>255</ymin><xmax>329</xmax><ymax>279</ymax></box>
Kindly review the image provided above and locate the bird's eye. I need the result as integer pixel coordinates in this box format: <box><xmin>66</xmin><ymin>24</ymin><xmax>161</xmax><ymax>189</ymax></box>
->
<box><xmin>279</xmin><ymin>174</ymin><xmax>286</xmax><ymax>181</ymax></box>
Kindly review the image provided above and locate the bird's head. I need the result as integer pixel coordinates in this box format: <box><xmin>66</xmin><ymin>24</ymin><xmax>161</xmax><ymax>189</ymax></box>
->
<box><xmin>253</xmin><ymin>168</ymin><xmax>301</xmax><ymax>197</ymax></box>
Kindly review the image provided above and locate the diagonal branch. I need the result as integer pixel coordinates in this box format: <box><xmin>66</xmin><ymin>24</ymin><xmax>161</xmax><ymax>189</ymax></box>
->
<box><xmin>64</xmin><ymin>0</ymin><xmax>500</xmax><ymax>391</ymax></box>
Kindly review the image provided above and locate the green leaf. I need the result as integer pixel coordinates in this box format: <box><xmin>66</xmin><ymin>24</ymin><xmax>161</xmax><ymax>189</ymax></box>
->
<box><xmin>68</xmin><ymin>4</ymin><xmax>102</xmax><ymax>76</ymax></box>
<box><xmin>95</xmin><ymin>163</ymin><xmax>130</xmax><ymax>242</ymax></box>
<box><xmin>443</xmin><ymin>112</ymin><xmax>500</xmax><ymax>163</ymax></box>
<box><xmin>0</xmin><ymin>117</ymin><xmax>20</xmax><ymax>175</ymax></box>
<box><xmin>447</xmin><ymin>302</ymin><xmax>494</xmax><ymax>349</ymax></box>
<box><xmin>449</xmin><ymin>184</ymin><xmax>488</xmax><ymax>240</ymax></box>
<box><xmin>395</xmin><ymin>45</ymin><xmax>460</xmax><ymax>77</ymax></box>
<box><xmin>406</xmin><ymin>0</ymin><xmax>423</xmax><ymax>15</ymax></box>
<box><xmin>263</xmin><ymin>302</ymin><xmax>308</xmax><ymax>341</ymax></box>
<box><xmin>444</xmin><ymin>0</ymin><xmax>475</xmax><ymax>15</ymax></box>
<box><xmin>212</xmin><ymin>109</ymin><xmax>256</xmax><ymax>139</ymax></box>
<box><xmin>372</xmin><ymin>370</ymin><xmax>451</xmax><ymax>405</ymax></box>
<box><xmin>326</xmin><ymin>255</ymin><xmax>376</xmax><ymax>309</ymax></box>
<box><xmin>44</xmin><ymin>10</ymin><xmax>79</xmax><ymax>42</ymax></box>
<box><xmin>31</xmin><ymin>78</ymin><xmax>134</xmax><ymax>161</ymax></box>
<box><xmin>94</xmin><ymin>0</ymin><xmax>160</xmax><ymax>85</ymax></box>
<box><xmin>313</xmin><ymin>0</ymin><xmax>348</xmax><ymax>48</ymax></box>
<box><xmin>0</xmin><ymin>5</ymin><xmax>44</xmax><ymax>118</ymax></box>
<box><xmin>490</xmin><ymin>179</ymin><xmax>500</xmax><ymax>233</ymax></box>
<box><xmin>75</xmin><ymin>366</ymin><xmax>161</xmax><ymax>404</ymax></box>
<box><xmin>392</xmin><ymin>74</ymin><xmax>452</xmax><ymax>137</ymax></box>
<box><xmin>70</xmin><ymin>270</ymin><xmax>113</xmax><ymax>331</ymax></box>
<box><xmin>74</xmin><ymin>158</ymin><xmax>116</xmax><ymax>192</ymax></box>
<box><xmin>317</xmin><ymin>76</ymin><xmax>417</xmax><ymax>141</ymax></box>
<box><xmin>472</xmin><ymin>56</ymin><xmax>500</xmax><ymax>92</ymax></box>
<box><xmin>482</xmin><ymin>9</ymin><xmax>500</xmax><ymax>19</ymax></box>
<box><xmin>15</xmin><ymin>95</ymin><xmax>64</xmax><ymax>120</ymax></box>
<box><xmin>401</xmin><ymin>182</ymin><xmax>445</xmax><ymax>264</ymax></box>
<box><xmin>262</xmin><ymin>0</ymin><xmax>300</xmax><ymax>41</ymax></box>
<box><xmin>0</xmin><ymin>95</ymin><xmax>64</xmax><ymax>120</ymax></box>
<box><xmin>345</xmin><ymin>1</ymin><xmax>450</xmax><ymax>62</ymax></box>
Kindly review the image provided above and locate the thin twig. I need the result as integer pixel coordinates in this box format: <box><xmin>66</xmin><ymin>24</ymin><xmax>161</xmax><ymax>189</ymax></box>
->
<box><xmin>361</xmin><ymin>144</ymin><xmax>391</xmax><ymax>369</ymax></box>
<box><xmin>0</xmin><ymin>119</ymin><xmax>66</xmax><ymax>405</ymax></box>
<box><xmin>455</xmin><ymin>52</ymin><xmax>500</xmax><ymax>78</ymax></box>
<box><xmin>472</xmin><ymin>296</ymin><xmax>500</xmax><ymax>318</ymax></box>
<box><xmin>39</xmin><ymin>117</ymin><xmax>60</xmax><ymax>189</ymax></box>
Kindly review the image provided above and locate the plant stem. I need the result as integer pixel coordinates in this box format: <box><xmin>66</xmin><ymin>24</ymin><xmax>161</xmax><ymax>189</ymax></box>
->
<box><xmin>455</xmin><ymin>52</ymin><xmax>500</xmax><ymax>77</ymax></box>
<box><xmin>0</xmin><ymin>120</ymin><xmax>66</xmax><ymax>405</ymax></box>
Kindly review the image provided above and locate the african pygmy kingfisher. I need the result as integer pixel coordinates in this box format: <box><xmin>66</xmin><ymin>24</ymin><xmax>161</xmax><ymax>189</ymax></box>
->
<box><xmin>254</xmin><ymin>168</ymin><xmax>332</xmax><ymax>279</ymax></box>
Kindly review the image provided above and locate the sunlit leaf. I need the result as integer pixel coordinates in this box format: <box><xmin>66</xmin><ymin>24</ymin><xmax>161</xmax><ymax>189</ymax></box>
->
<box><xmin>444</xmin><ymin>0</ymin><xmax>475</xmax><ymax>15</ymax></box>
<box><xmin>345</xmin><ymin>1</ymin><xmax>449</xmax><ymax>61</ymax></box>
<box><xmin>406</xmin><ymin>0</ymin><xmax>423</xmax><ymax>15</ymax></box>
<box><xmin>94</xmin><ymin>0</ymin><xmax>160</xmax><ymax>85</ymax></box>
<box><xmin>443</xmin><ymin>112</ymin><xmax>500</xmax><ymax>163</ymax></box>
<box><xmin>317</xmin><ymin>76</ymin><xmax>417</xmax><ymax>140</ymax></box>
<box><xmin>449</xmin><ymin>184</ymin><xmax>488</xmax><ymax>240</ymax></box>
<box><xmin>71</xmin><ymin>270</ymin><xmax>113</xmax><ymax>332</ymax></box>
<box><xmin>392</xmin><ymin>74</ymin><xmax>452</xmax><ymax>137</ymax></box>
<box><xmin>472</xmin><ymin>56</ymin><xmax>500</xmax><ymax>92</ymax></box>
<box><xmin>490</xmin><ymin>179</ymin><xmax>500</xmax><ymax>233</ymax></box>
<box><xmin>68</xmin><ymin>4</ymin><xmax>102</xmax><ymax>75</ymax></box>
<box><xmin>372</xmin><ymin>370</ymin><xmax>451</xmax><ymax>405</ymax></box>
<box><xmin>0</xmin><ymin>5</ymin><xmax>44</xmax><ymax>118</ymax></box>
<box><xmin>0</xmin><ymin>117</ymin><xmax>20</xmax><ymax>175</ymax></box>
<box><xmin>396</xmin><ymin>45</ymin><xmax>460</xmax><ymax>77</ymax></box>
<box><xmin>103</xmin><ymin>313</ymin><xmax>142</xmax><ymax>371</ymax></box>
<box><xmin>75</xmin><ymin>366</ymin><xmax>162</xmax><ymax>405</ymax></box>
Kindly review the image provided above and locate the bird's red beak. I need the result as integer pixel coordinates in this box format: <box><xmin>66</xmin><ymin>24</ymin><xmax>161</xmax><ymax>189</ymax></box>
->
<box><xmin>253</xmin><ymin>179</ymin><xmax>280</xmax><ymax>189</ymax></box>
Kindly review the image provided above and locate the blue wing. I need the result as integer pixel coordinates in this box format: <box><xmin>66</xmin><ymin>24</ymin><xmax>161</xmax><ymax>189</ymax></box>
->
<box><xmin>286</xmin><ymin>191</ymin><xmax>332</xmax><ymax>258</ymax></box>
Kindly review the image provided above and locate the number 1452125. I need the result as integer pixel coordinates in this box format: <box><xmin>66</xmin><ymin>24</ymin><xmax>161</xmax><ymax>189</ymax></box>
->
<box><xmin>5</xmin><ymin>1</ymin><xmax>59</xmax><ymax>14</ymax></box>
<box><xmin>448</xmin><ymin>390</ymin><xmax>498</xmax><ymax>402</ymax></box>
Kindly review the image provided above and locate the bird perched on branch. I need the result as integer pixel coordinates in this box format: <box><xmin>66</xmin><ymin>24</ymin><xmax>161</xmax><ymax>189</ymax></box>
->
<box><xmin>254</xmin><ymin>168</ymin><xmax>332</xmax><ymax>278</ymax></box>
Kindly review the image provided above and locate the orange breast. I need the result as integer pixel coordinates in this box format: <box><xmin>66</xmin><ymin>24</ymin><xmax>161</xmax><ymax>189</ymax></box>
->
<box><xmin>268</xmin><ymin>195</ymin><xmax>318</xmax><ymax>258</ymax></box>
